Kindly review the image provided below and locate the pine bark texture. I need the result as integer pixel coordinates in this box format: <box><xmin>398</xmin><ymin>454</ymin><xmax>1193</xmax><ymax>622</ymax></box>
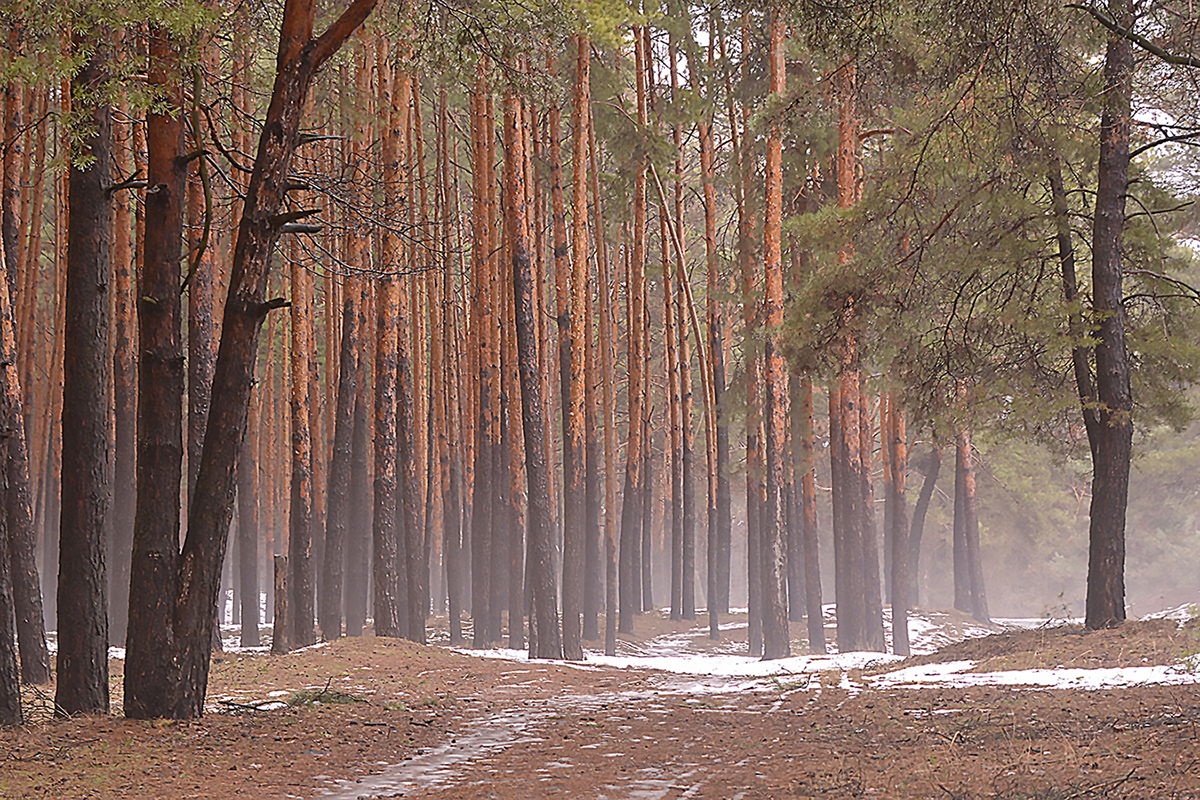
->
<box><xmin>125</xmin><ymin>0</ymin><xmax>377</xmax><ymax>718</ymax></box>
<box><xmin>760</xmin><ymin>11</ymin><xmax>790</xmax><ymax>660</ymax></box>
<box><xmin>508</xmin><ymin>87</ymin><xmax>562</xmax><ymax>661</ymax></box>
<box><xmin>1085</xmin><ymin>0</ymin><xmax>1133</xmax><ymax>631</ymax></box>
<box><xmin>57</xmin><ymin>42</ymin><xmax>113</xmax><ymax>717</ymax></box>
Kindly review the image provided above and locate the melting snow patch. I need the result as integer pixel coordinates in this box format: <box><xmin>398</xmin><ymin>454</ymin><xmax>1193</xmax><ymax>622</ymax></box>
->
<box><xmin>1142</xmin><ymin>603</ymin><xmax>1200</xmax><ymax>626</ymax></box>
<box><xmin>872</xmin><ymin>660</ymin><xmax>1200</xmax><ymax>690</ymax></box>
<box><xmin>583</xmin><ymin>650</ymin><xmax>900</xmax><ymax>679</ymax></box>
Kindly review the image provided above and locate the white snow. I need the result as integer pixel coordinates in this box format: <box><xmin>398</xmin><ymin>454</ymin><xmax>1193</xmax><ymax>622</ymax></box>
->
<box><xmin>452</xmin><ymin>606</ymin><xmax>1200</xmax><ymax>695</ymax></box>
<box><xmin>873</xmin><ymin>659</ymin><xmax>1200</xmax><ymax>690</ymax></box>
<box><xmin>584</xmin><ymin>649</ymin><xmax>901</xmax><ymax>678</ymax></box>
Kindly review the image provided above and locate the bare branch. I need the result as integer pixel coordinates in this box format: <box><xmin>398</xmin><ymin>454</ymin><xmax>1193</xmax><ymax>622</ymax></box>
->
<box><xmin>1068</xmin><ymin>3</ymin><xmax>1200</xmax><ymax>68</ymax></box>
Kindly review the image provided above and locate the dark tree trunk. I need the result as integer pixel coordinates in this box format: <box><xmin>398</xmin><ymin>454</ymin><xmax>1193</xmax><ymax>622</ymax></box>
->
<box><xmin>886</xmin><ymin>399</ymin><xmax>910</xmax><ymax>656</ymax></box>
<box><xmin>953</xmin><ymin>440</ymin><xmax>970</xmax><ymax>614</ymax></box>
<box><xmin>237</xmin><ymin>391</ymin><xmax>260</xmax><ymax>647</ymax></box>
<box><xmin>799</xmin><ymin>377</ymin><xmax>824</xmax><ymax>653</ymax></box>
<box><xmin>0</xmin><ymin>205</ymin><xmax>41</xmax><ymax>695</ymax></box>
<box><xmin>619</xmin><ymin>27</ymin><xmax>649</xmax><ymax>636</ymax></box>
<box><xmin>582</xmin><ymin>281</ymin><xmax>602</xmax><ymax>640</ymax></box>
<box><xmin>759</xmin><ymin>10</ymin><xmax>790</xmax><ymax>661</ymax></box>
<box><xmin>125</xmin><ymin>28</ymin><xmax>189</xmax><ymax>710</ymax></box>
<box><xmin>640</xmin><ymin>412</ymin><xmax>653</xmax><ymax>614</ymax></box>
<box><xmin>398</xmin><ymin>272</ymin><xmax>426</xmax><ymax>644</ymax></box>
<box><xmin>959</xmin><ymin>429</ymin><xmax>989</xmax><ymax>623</ymax></box>
<box><xmin>321</xmin><ymin>279</ymin><xmax>359</xmax><ymax>641</ymax></box>
<box><xmin>1</xmin><ymin>255</ymin><xmax>48</xmax><ymax>683</ymax></box>
<box><xmin>470</xmin><ymin>76</ymin><xmax>494</xmax><ymax>649</ymax></box>
<box><xmin>345</xmin><ymin>348</ymin><xmax>371</xmax><ymax>637</ymax></box>
<box><xmin>787</xmin><ymin>374</ymin><xmax>805</xmax><ymax>623</ymax></box>
<box><xmin>1085</xmin><ymin>0</ymin><xmax>1133</xmax><ymax>631</ymax></box>
<box><xmin>581</xmin><ymin>108</ymin><xmax>602</xmax><ymax>640</ymax></box>
<box><xmin>678</xmin><ymin>288</ymin><xmax>696</xmax><ymax>622</ymax></box>
<box><xmin>490</xmin><ymin>384</ymin><xmax>510</xmax><ymax>643</ymax></box>
<box><xmin>833</xmin><ymin>371</ymin><xmax>867</xmax><ymax>652</ymax></box>
<box><xmin>907</xmin><ymin>446</ymin><xmax>938</xmax><ymax>609</ymax></box>
<box><xmin>859</xmin><ymin>390</ymin><xmax>884</xmax><ymax>652</ymax></box>
<box><xmin>125</xmin><ymin>0</ymin><xmax>377</xmax><ymax>719</ymax></box>
<box><xmin>1</xmin><ymin>39</ymin><xmax>20</xmax><ymax>290</ymax></box>
<box><xmin>57</xmin><ymin>41</ymin><xmax>113</xmax><ymax>717</ymax></box>
<box><xmin>272</xmin><ymin>554</ymin><xmax>289</xmax><ymax>653</ymax></box>
<box><xmin>0</xmin><ymin>484</ymin><xmax>20</xmax><ymax>722</ymax></box>
<box><xmin>561</xmin><ymin>34</ymin><xmax>590</xmax><ymax>661</ymax></box>
<box><xmin>372</xmin><ymin>42</ymin><xmax>402</xmax><ymax>639</ymax></box>
<box><xmin>508</xmin><ymin>88</ymin><xmax>562</xmax><ymax>660</ymax></box>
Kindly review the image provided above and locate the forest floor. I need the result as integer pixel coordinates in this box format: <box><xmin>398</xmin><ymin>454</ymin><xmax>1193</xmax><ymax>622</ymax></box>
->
<box><xmin>2</xmin><ymin>607</ymin><xmax>1199</xmax><ymax>799</ymax></box>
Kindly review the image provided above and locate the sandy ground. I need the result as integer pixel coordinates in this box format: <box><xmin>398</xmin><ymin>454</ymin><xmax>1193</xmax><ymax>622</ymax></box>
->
<box><xmin>2</xmin><ymin>610</ymin><xmax>1198</xmax><ymax>799</ymax></box>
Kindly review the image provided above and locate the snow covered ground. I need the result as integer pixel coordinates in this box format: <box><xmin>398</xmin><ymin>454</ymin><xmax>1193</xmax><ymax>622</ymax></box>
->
<box><xmin>455</xmin><ymin>604</ymin><xmax>1200</xmax><ymax>692</ymax></box>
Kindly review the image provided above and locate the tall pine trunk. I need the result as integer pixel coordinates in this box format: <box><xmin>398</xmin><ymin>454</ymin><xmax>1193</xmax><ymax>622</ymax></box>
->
<box><xmin>1084</xmin><ymin>0</ymin><xmax>1133</xmax><ymax>630</ymax></box>
<box><xmin>760</xmin><ymin>11</ymin><xmax>790</xmax><ymax>660</ymax></box>
<box><xmin>126</xmin><ymin>25</ymin><xmax>188</xmax><ymax>712</ymax></box>
<box><xmin>321</xmin><ymin>277</ymin><xmax>360</xmax><ymax>640</ymax></box>
<box><xmin>619</xmin><ymin>28</ymin><xmax>649</xmax><ymax>635</ymax></box>
<box><xmin>237</xmin><ymin>380</ymin><xmax>261</xmax><ymax>647</ymax></box>
<box><xmin>886</xmin><ymin>397</ymin><xmax>910</xmax><ymax>656</ymax></box>
<box><xmin>58</xmin><ymin>39</ymin><xmax>113</xmax><ymax>717</ymax></box>
<box><xmin>508</xmin><ymin>83</ymin><xmax>562</xmax><ymax>661</ymax></box>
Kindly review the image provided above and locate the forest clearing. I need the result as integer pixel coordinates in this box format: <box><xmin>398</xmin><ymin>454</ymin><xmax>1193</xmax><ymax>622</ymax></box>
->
<box><xmin>2</xmin><ymin>606</ymin><xmax>1198</xmax><ymax>799</ymax></box>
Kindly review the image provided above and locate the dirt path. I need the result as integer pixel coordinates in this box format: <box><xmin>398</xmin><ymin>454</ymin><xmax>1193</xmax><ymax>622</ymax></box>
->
<box><xmin>3</xmin><ymin>612</ymin><xmax>1199</xmax><ymax>799</ymax></box>
<box><xmin>322</xmin><ymin>663</ymin><xmax>1200</xmax><ymax>799</ymax></box>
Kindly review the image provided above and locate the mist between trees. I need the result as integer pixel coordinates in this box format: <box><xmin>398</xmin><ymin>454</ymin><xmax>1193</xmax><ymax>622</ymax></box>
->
<box><xmin>0</xmin><ymin>0</ymin><xmax>1196</xmax><ymax>723</ymax></box>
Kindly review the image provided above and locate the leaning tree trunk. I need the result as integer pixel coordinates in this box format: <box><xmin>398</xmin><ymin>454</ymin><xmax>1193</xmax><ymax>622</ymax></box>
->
<box><xmin>907</xmin><ymin>446</ymin><xmax>939</xmax><ymax>608</ymax></box>
<box><xmin>128</xmin><ymin>0</ymin><xmax>378</xmax><ymax>720</ymax></box>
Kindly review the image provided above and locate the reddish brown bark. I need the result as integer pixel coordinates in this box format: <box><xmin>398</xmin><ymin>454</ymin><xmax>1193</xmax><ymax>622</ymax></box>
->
<box><xmin>127</xmin><ymin>0</ymin><xmax>377</xmax><ymax>719</ymax></box>
<box><xmin>561</xmin><ymin>34</ymin><xmax>590</xmax><ymax>661</ymax></box>
<box><xmin>619</xmin><ymin>27</ymin><xmax>649</xmax><ymax>635</ymax></box>
<box><xmin>508</xmin><ymin>84</ymin><xmax>562</xmax><ymax>660</ymax></box>
<box><xmin>760</xmin><ymin>11</ymin><xmax>790</xmax><ymax>660</ymax></box>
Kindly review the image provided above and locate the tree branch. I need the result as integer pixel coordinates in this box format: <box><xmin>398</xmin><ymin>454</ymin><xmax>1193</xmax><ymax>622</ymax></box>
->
<box><xmin>311</xmin><ymin>0</ymin><xmax>380</xmax><ymax>70</ymax></box>
<box><xmin>1068</xmin><ymin>3</ymin><xmax>1200</xmax><ymax>68</ymax></box>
